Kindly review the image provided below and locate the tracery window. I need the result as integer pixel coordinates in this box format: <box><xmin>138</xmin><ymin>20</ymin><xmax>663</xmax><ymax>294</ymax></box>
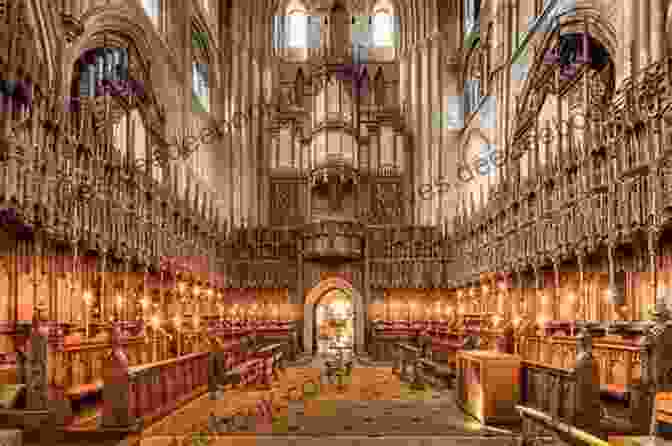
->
<box><xmin>78</xmin><ymin>47</ymin><xmax>130</xmax><ymax>98</ymax></box>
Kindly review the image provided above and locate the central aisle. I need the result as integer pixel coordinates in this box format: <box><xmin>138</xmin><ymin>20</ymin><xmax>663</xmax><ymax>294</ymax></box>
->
<box><xmin>128</xmin><ymin>357</ymin><xmax>519</xmax><ymax>446</ymax></box>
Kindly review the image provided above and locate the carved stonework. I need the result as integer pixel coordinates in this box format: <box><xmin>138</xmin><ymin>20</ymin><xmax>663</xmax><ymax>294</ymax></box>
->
<box><xmin>371</xmin><ymin>182</ymin><xmax>402</xmax><ymax>224</ymax></box>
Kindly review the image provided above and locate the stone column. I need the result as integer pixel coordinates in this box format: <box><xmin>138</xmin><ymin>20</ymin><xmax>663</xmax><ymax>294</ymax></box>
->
<box><xmin>303</xmin><ymin>302</ymin><xmax>314</xmax><ymax>355</ymax></box>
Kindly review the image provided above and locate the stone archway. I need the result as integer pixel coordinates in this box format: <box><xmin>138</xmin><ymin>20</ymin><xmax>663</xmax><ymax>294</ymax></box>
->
<box><xmin>304</xmin><ymin>278</ymin><xmax>365</xmax><ymax>356</ymax></box>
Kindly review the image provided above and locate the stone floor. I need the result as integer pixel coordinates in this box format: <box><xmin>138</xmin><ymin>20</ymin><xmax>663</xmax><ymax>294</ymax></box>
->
<box><xmin>134</xmin><ymin>435</ymin><xmax>522</xmax><ymax>446</ymax></box>
<box><xmin>134</xmin><ymin>354</ymin><xmax>518</xmax><ymax>444</ymax></box>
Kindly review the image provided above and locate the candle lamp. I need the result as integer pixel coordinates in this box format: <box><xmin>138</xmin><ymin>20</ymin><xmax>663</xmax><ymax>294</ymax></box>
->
<box><xmin>83</xmin><ymin>290</ymin><xmax>93</xmax><ymax>338</ymax></box>
<box><xmin>115</xmin><ymin>295</ymin><xmax>124</xmax><ymax>322</ymax></box>
<box><xmin>151</xmin><ymin>315</ymin><xmax>160</xmax><ymax>360</ymax></box>
<box><xmin>173</xmin><ymin>314</ymin><xmax>182</xmax><ymax>356</ymax></box>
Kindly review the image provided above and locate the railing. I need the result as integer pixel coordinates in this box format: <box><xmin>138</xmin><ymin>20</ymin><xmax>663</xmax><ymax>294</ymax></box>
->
<box><xmin>50</xmin><ymin>337</ymin><xmax>149</xmax><ymax>396</ymax></box>
<box><xmin>210</xmin><ymin>342</ymin><xmax>284</xmax><ymax>391</ymax></box>
<box><xmin>520</xmin><ymin>360</ymin><xmax>577</xmax><ymax>424</ymax></box>
<box><xmin>518</xmin><ymin>335</ymin><xmax>642</xmax><ymax>396</ymax></box>
<box><xmin>518</xmin><ymin>334</ymin><xmax>604</xmax><ymax>443</ymax></box>
<box><xmin>102</xmin><ymin>351</ymin><xmax>209</xmax><ymax>430</ymax></box>
<box><xmin>517</xmin><ymin>406</ymin><xmax>610</xmax><ymax>446</ymax></box>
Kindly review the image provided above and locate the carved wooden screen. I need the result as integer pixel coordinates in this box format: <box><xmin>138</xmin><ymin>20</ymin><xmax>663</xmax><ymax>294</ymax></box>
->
<box><xmin>270</xmin><ymin>181</ymin><xmax>300</xmax><ymax>226</ymax></box>
<box><xmin>370</xmin><ymin>180</ymin><xmax>402</xmax><ymax>225</ymax></box>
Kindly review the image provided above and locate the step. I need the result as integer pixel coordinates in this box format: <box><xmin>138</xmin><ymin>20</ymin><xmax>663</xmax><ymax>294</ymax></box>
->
<box><xmin>135</xmin><ymin>434</ymin><xmax>524</xmax><ymax>446</ymax></box>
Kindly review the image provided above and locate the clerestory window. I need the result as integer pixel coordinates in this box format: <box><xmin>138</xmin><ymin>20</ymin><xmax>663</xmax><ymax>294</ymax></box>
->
<box><xmin>143</xmin><ymin>0</ymin><xmax>161</xmax><ymax>29</ymax></box>
<box><xmin>287</xmin><ymin>11</ymin><xmax>308</xmax><ymax>48</ymax></box>
<box><xmin>192</xmin><ymin>62</ymin><xmax>209</xmax><ymax>113</ymax></box>
<box><xmin>372</xmin><ymin>11</ymin><xmax>396</xmax><ymax>48</ymax></box>
<box><xmin>464</xmin><ymin>0</ymin><xmax>480</xmax><ymax>43</ymax></box>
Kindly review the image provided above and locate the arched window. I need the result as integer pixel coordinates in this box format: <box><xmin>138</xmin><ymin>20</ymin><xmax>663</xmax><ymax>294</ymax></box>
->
<box><xmin>464</xmin><ymin>0</ymin><xmax>480</xmax><ymax>39</ymax></box>
<box><xmin>372</xmin><ymin>10</ymin><xmax>395</xmax><ymax>48</ymax></box>
<box><xmin>192</xmin><ymin>62</ymin><xmax>209</xmax><ymax>113</ymax></box>
<box><xmin>143</xmin><ymin>0</ymin><xmax>161</xmax><ymax>29</ymax></box>
<box><xmin>78</xmin><ymin>47</ymin><xmax>130</xmax><ymax>98</ymax></box>
<box><xmin>464</xmin><ymin>78</ymin><xmax>480</xmax><ymax>115</ymax></box>
<box><xmin>287</xmin><ymin>10</ymin><xmax>308</xmax><ymax>48</ymax></box>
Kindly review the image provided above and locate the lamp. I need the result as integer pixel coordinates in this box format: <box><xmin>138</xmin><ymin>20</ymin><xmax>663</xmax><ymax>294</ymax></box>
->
<box><xmin>151</xmin><ymin>314</ymin><xmax>160</xmax><ymax>330</ymax></box>
<box><xmin>115</xmin><ymin>295</ymin><xmax>124</xmax><ymax>322</ymax></box>
<box><xmin>173</xmin><ymin>314</ymin><xmax>182</xmax><ymax>356</ymax></box>
<box><xmin>151</xmin><ymin>314</ymin><xmax>161</xmax><ymax>360</ymax></box>
<box><xmin>83</xmin><ymin>290</ymin><xmax>92</xmax><ymax>338</ymax></box>
<box><xmin>512</xmin><ymin>315</ymin><xmax>521</xmax><ymax>327</ymax></box>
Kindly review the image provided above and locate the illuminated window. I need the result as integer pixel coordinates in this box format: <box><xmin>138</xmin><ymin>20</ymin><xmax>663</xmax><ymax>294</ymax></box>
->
<box><xmin>464</xmin><ymin>0</ymin><xmax>480</xmax><ymax>38</ymax></box>
<box><xmin>288</xmin><ymin>12</ymin><xmax>308</xmax><ymax>48</ymax></box>
<box><xmin>464</xmin><ymin>79</ymin><xmax>480</xmax><ymax>115</ymax></box>
<box><xmin>143</xmin><ymin>0</ymin><xmax>161</xmax><ymax>28</ymax></box>
<box><xmin>78</xmin><ymin>47</ymin><xmax>129</xmax><ymax>97</ymax></box>
<box><xmin>372</xmin><ymin>12</ymin><xmax>395</xmax><ymax>47</ymax></box>
<box><xmin>192</xmin><ymin>62</ymin><xmax>209</xmax><ymax>113</ymax></box>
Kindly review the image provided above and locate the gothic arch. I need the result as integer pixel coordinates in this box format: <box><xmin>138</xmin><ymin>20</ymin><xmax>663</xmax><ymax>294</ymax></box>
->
<box><xmin>303</xmin><ymin>277</ymin><xmax>365</xmax><ymax>355</ymax></box>
<box><xmin>61</xmin><ymin>6</ymin><xmax>166</xmax><ymax>112</ymax></box>
<box><xmin>511</xmin><ymin>6</ymin><xmax>617</xmax><ymax>141</ymax></box>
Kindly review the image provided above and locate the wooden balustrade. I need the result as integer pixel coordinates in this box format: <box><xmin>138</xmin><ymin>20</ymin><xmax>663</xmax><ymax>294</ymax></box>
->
<box><xmin>50</xmin><ymin>337</ymin><xmax>149</xmax><ymax>397</ymax></box>
<box><xmin>102</xmin><ymin>351</ymin><xmax>209</xmax><ymax>430</ymax></box>
<box><xmin>517</xmin><ymin>335</ymin><xmax>642</xmax><ymax>400</ymax></box>
<box><xmin>518</xmin><ymin>342</ymin><xmax>602</xmax><ymax>441</ymax></box>
<box><xmin>215</xmin><ymin>343</ymin><xmax>284</xmax><ymax>390</ymax></box>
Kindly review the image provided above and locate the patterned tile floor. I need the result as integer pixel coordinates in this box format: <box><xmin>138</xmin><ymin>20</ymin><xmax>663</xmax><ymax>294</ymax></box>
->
<box><xmin>137</xmin><ymin>356</ymin><xmax>510</xmax><ymax>440</ymax></box>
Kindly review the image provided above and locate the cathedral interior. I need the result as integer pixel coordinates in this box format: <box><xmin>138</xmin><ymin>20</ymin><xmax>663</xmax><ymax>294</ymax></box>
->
<box><xmin>4</xmin><ymin>0</ymin><xmax>672</xmax><ymax>445</ymax></box>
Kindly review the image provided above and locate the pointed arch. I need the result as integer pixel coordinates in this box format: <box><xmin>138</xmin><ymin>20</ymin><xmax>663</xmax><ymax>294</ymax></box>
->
<box><xmin>511</xmin><ymin>6</ymin><xmax>616</xmax><ymax>142</ymax></box>
<box><xmin>61</xmin><ymin>6</ymin><xmax>166</xmax><ymax>112</ymax></box>
<box><xmin>304</xmin><ymin>277</ymin><xmax>365</xmax><ymax>355</ymax></box>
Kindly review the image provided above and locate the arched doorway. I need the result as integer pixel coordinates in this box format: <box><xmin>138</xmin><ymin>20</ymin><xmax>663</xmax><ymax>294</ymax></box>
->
<box><xmin>304</xmin><ymin>278</ymin><xmax>365</xmax><ymax>356</ymax></box>
<box><xmin>315</xmin><ymin>289</ymin><xmax>354</xmax><ymax>357</ymax></box>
